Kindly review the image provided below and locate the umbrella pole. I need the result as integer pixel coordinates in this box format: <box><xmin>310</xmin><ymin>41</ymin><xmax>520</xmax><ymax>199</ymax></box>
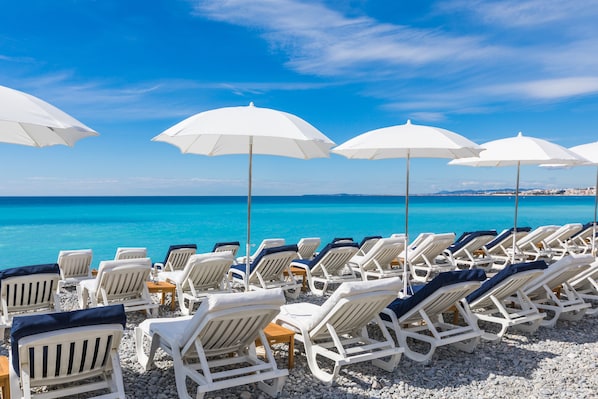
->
<box><xmin>403</xmin><ymin>151</ymin><xmax>410</xmax><ymax>294</ymax></box>
<box><xmin>593</xmin><ymin>166</ymin><xmax>597</xmax><ymax>255</ymax></box>
<box><xmin>512</xmin><ymin>162</ymin><xmax>521</xmax><ymax>264</ymax></box>
<box><xmin>246</xmin><ymin>138</ymin><xmax>253</xmax><ymax>287</ymax></box>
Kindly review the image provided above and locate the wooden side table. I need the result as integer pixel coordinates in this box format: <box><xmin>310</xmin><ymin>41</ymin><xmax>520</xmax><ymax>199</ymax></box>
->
<box><xmin>146</xmin><ymin>281</ymin><xmax>177</xmax><ymax>311</ymax></box>
<box><xmin>256</xmin><ymin>323</ymin><xmax>295</xmax><ymax>368</ymax></box>
<box><xmin>284</xmin><ymin>266</ymin><xmax>308</xmax><ymax>292</ymax></box>
<box><xmin>0</xmin><ymin>355</ymin><xmax>9</xmax><ymax>399</ymax></box>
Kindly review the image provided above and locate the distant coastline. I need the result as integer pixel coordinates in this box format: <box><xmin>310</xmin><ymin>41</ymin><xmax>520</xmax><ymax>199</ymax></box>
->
<box><xmin>433</xmin><ymin>187</ymin><xmax>596</xmax><ymax>196</ymax></box>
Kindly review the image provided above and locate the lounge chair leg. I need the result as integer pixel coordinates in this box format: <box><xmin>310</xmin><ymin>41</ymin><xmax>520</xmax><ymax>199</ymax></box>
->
<box><xmin>135</xmin><ymin>327</ymin><xmax>159</xmax><ymax>370</ymax></box>
<box><xmin>257</xmin><ymin>375</ymin><xmax>287</xmax><ymax>398</ymax></box>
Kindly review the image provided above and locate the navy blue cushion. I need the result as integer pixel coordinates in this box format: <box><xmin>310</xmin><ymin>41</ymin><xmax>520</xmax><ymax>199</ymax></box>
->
<box><xmin>230</xmin><ymin>244</ymin><xmax>299</xmax><ymax>278</ymax></box>
<box><xmin>160</xmin><ymin>244</ymin><xmax>197</xmax><ymax>265</ymax></box>
<box><xmin>447</xmin><ymin>230</ymin><xmax>497</xmax><ymax>254</ymax></box>
<box><xmin>212</xmin><ymin>241</ymin><xmax>240</xmax><ymax>251</ymax></box>
<box><xmin>382</xmin><ymin>269</ymin><xmax>487</xmax><ymax>320</ymax></box>
<box><xmin>0</xmin><ymin>264</ymin><xmax>60</xmax><ymax>295</ymax></box>
<box><xmin>332</xmin><ymin>237</ymin><xmax>354</xmax><ymax>243</ymax></box>
<box><xmin>466</xmin><ymin>260</ymin><xmax>548</xmax><ymax>304</ymax></box>
<box><xmin>484</xmin><ymin>227</ymin><xmax>532</xmax><ymax>250</ymax></box>
<box><xmin>10</xmin><ymin>304</ymin><xmax>127</xmax><ymax>374</ymax></box>
<box><xmin>359</xmin><ymin>235</ymin><xmax>382</xmax><ymax>248</ymax></box>
<box><xmin>295</xmin><ymin>241</ymin><xmax>359</xmax><ymax>270</ymax></box>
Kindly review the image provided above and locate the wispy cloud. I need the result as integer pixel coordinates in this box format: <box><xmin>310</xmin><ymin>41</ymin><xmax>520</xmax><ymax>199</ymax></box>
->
<box><xmin>487</xmin><ymin>77</ymin><xmax>598</xmax><ymax>100</ymax></box>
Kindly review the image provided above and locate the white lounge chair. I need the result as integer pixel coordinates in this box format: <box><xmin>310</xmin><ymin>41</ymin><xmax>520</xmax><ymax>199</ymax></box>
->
<box><xmin>521</xmin><ymin>253</ymin><xmax>593</xmax><ymax>327</ymax></box>
<box><xmin>517</xmin><ymin>225</ymin><xmax>560</xmax><ymax>261</ymax></box>
<box><xmin>159</xmin><ymin>252</ymin><xmax>235</xmax><ymax>315</ymax></box>
<box><xmin>236</xmin><ymin>238</ymin><xmax>285</xmax><ymax>265</ymax></box>
<box><xmin>356</xmin><ymin>235</ymin><xmax>382</xmax><ymax>256</ymax></box>
<box><xmin>229</xmin><ymin>244</ymin><xmax>301</xmax><ymax>298</ymax></box>
<box><xmin>274</xmin><ymin>278</ymin><xmax>404</xmax><ymax>383</ymax></box>
<box><xmin>465</xmin><ymin>261</ymin><xmax>548</xmax><ymax>340</ymax></box>
<box><xmin>569</xmin><ymin>259</ymin><xmax>598</xmax><ymax>315</ymax></box>
<box><xmin>9</xmin><ymin>305</ymin><xmax>126</xmax><ymax>399</ymax></box>
<box><xmin>212</xmin><ymin>241</ymin><xmax>240</xmax><ymax>257</ymax></box>
<box><xmin>349</xmin><ymin>237</ymin><xmax>406</xmax><ymax>281</ymax></box>
<box><xmin>135</xmin><ymin>290</ymin><xmax>287</xmax><ymax>399</ymax></box>
<box><xmin>380</xmin><ymin>270</ymin><xmax>485</xmax><ymax>364</ymax></box>
<box><xmin>0</xmin><ymin>264</ymin><xmax>61</xmax><ymax>337</ymax></box>
<box><xmin>568</xmin><ymin>222</ymin><xmax>597</xmax><ymax>254</ymax></box>
<box><xmin>290</xmin><ymin>241</ymin><xmax>360</xmax><ymax>296</ymax></box>
<box><xmin>402</xmin><ymin>232</ymin><xmax>456</xmax><ymax>282</ymax></box>
<box><xmin>296</xmin><ymin>237</ymin><xmax>321</xmax><ymax>260</ymax></box>
<box><xmin>78</xmin><ymin>258</ymin><xmax>158</xmax><ymax>316</ymax></box>
<box><xmin>483</xmin><ymin>227</ymin><xmax>531</xmax><ymax>267</ymax></box>
<box><xmin>56</xmin><ymin>249</ymin><xmax>93</xmax><ymax>289</ymax></box>
<box><xmin>540</xmin><ymin>223</ymin><xmax>584</xmax><ymax>259</ymax></box>
<box><xmin>155</xmin><ymin>244</ymin><xmax>197</xmax><ymax>272</ymax></box>
<box><xmin>114</xmin><ymin>247</ymin><xmax>148</xmax><ymax>260</ymax></box>
<box><xmin>444</xmin><ymin>230</ymin><xmax>497</xmax><ymax>270</ymax></box>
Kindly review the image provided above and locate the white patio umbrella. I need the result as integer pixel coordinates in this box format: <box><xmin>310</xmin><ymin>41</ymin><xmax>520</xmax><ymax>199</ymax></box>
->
<box><xmin>450</xmin><ymin>132</ymin><xmax>586</xmax><ymax>263</ymax></box>
<box><xmin>0</xmin><ymin>85</ymin><xmax>99</xmax><ymax>147</ymax></box>
<box><xmin>152</xmin><ymin>102</ymin><xmax>335</xmax><ymax>280</ymax></box>
<box><xmin>332</xmin><ymin>119</ymin><xmax>483</xmax><ymax>292</ymax></box>
<box><xmin>568</xmin><ymin>141</ymin><xmax>598</xmax><ymax>254</ymax></box>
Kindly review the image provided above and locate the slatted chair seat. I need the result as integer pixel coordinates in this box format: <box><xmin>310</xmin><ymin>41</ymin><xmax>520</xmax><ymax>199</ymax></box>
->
<box><xmin>114</xmin><ymin>247</ymin><xmax>147</xmax><ymax>260</ymax></box>
<box><xmin>155</xmin><ymin>244</ymin><xmax>197</xmax><ymax>272</ymax></box>
<box><xmin>56</xmin><ymin>249</ymin><xmax>93</xmax><ymax>289</ymax></box>
<box><xmin>296</xmin><ymin>237</ymin><xmax>321</xmax><ymax>260</ymax></box>
<box><xmin>349</xmin><ymin>237</ymin><xmax>406</xmax><ymax>281</ymax></box>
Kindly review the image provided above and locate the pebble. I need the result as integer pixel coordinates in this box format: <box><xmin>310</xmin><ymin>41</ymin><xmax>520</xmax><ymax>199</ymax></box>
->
<box><xmin>3</xmin><ymin>288</ymin><xmax>596</xmax><ymax>399</ymax></box>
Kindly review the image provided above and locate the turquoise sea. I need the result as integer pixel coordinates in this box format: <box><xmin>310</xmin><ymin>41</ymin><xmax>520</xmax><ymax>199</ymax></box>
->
<box><xmin>0</xmin><ymin>195</ymin><xmax>594</xmax><ymax>270</ymax></box>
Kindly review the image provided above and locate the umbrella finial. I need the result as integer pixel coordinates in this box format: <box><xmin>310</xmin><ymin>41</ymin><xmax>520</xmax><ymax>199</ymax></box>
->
<box><xmin>406</xmin><ymin>119</ymin><xmax>412</xmax><ymax>125</ymax></box>
<box><xmin>517</xmin><ymin>131</ymin><xmax>523</xmax><ymax>137</ymax></box>
<box><xmin>249</xmin><ymin>102</ymin><xmax>255</xmax><ymax>107</ymax></box>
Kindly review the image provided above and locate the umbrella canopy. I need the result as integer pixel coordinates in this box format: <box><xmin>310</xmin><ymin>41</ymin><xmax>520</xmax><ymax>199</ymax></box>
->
<box><xmin>569</xmin><ymin>141</ymin><xmax>598</xmax><ymax>254</ymax></box>
<box><xmin>153</xmin><ymin>102</ymin><xmax>335</xmax><ymax>279</ymax></box>
<box><xmin>450</xmin><ymin>132</ymin><xmax>586</xmax><ymax>262</ymax></box>
<box><xmin>0</xmin><ymin>85</ymin><xmax>99</xmax><ymax>147</ymax></box>
<box><xmin>333</xmin><ymin>119</ymin><xmax>483</xmax><ymax>292</ymax></box>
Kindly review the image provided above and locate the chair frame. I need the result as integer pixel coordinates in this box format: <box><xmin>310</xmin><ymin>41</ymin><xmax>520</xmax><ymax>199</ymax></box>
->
<box><xmin>230</xmin><ymin>246</ymin><xmax>301</xmax><ymax>299</ymax></box>
<box><xmin>521</xmin><ymin>254</ymin><xmax>593</xmax><ymax>327</ymax></box>
<box><xmin>160</xmin><ymin>253</ymin><xmax>235</xmax><ymax>315</ymax></box>
<box><xmin>275</xmin><ymin>279</ymin><xmax>404</xmax><ymax>384</ymax></box>
<box><xmin>517</xmin><ymin>225</ymin><xmax>560</xmax><ymax>261</ymax></box>
<box><xmin>78</xmin><ymin>258</ymin><xmax>157</xmax><ymax>316</ymax></box>
<box><xmin>569</xmin><ymin>261</ymin><xmax>598</xmax><ymax>316</ymax></box>
<box><xmin>296</xmin><ymin>237</ymin><xmax>321</xmax><ymax>260</ymax></box>
<box><xmin>406</xmin><ymin>233</ymin><xmax>456</xmax><ymax>282</ymax></box>
<box><xmin>56</xmin><ymin>249</ymin><xmax>93</xmax><ymax>290</ymax></box>
<box><xmin>444</xmin><ymin>231</ymin><xmax>497</xmax><ymax>270</ymax></box>
<box><xmin>483</xmin><ymin>227</ymin><xmax>531</xmax><ymax>267</ymax></box>
<box><xmin>466</xmin><ymin>268</ymin><xmax>546</xmax><ymax>340</ymax></box>
<box><xmin>291</xmin><ymin>243</ymin><xmax>360</xmax><ymax>296</ymax></box>
<box><xmin>349</xmin><ymin>237</ymin><xmax>406</xmax><ymax>281</ymax></box>
<box><xmin>540</xmin><ymin>223</ymin><xmax>584</xmax><ymax>260</ymax></box>
<box><xmin>135</xmin><ymin>292</ymin><xmax>287</xmax><ymax>399</ymax></box>
<box><xmin>381</xmin><ymin>280</ymin><xmax>482</xmax><ymax>364</ymax></box>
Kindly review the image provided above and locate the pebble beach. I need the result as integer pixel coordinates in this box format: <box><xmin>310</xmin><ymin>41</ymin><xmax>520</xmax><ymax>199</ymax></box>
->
<box><xmin>3</xmin><ymin>287</ymin><xmax>594</xmax><ymax>399</ymax></box>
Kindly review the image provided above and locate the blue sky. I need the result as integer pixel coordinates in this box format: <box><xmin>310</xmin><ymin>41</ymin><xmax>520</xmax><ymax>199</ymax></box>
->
<box><xmin>1</xmin><ymin>0</ymin><xmax>597</xmax><ymax>196</ymax></box>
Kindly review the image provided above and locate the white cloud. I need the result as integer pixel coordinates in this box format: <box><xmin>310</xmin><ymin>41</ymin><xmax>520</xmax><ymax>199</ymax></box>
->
<box><xmin>487</xmin><ymin>77</ymin><xmax>598</xmax><ymax>100</ymax></box>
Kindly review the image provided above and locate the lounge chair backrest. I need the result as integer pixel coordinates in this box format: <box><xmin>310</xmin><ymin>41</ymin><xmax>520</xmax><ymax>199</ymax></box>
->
<box><xmin>570</xmin><ymin>222</ymin><xmax>595</xmax><ymax>241</ymax></box>
<box><xmin>447</xmin><ymin>230</ymin><xmax>497</xmax><ymax>255</ymax></box>
<box><xmin>95</xmin><ymin>258</ymin><xmax>152</xmax><ymax>302</ymax></box>
<box><xmin>247</xmin><ymin>245</ymin><xmax>298</xmax><ymax>284</ymax></box>
<box><xmin>385</xmin><ymin>270</ymin><xmax>486</xmax><ymax>323</ymax></box>
<box><xmin>357</xmin><ymin>235</ymin><xmax>382</xmax><ymax>256</ymax></box>
<box><xmin>466</xmin><ymin>261</ymin><xmax>547</xmax><ymax>307</ymax></box>
<box><xmin>162</xmin><ymin>244</ymin><xmax>197</xmax><ymax>271</ymax></box>
<box><xmin>0</xmin><ymin>263</ymin><xmax>60</xmax><ymax>317</ymax></box>
<box><xmin>114</xmin><ymin>247</ymin><xmax>147</xmax><ymax>260</ymax></box>
<box><xmin>332</xmin><ymin>237</ymin><xmax>354</xmax><ymax>243</ymax></box>
<box><xmin>180</xmin><ymin>252</ymin><xmax>235</xmax><ymax>291</ymax></box>
<box><xmin>407</xmin><ymin>233</ymin><xmax>455</xmax><ymax>263</ymax></box>
<box><xmin>297</xmin><ymin>237</ymin><xmax>321</xmax><ymax>260</ymax></box>
<box><xmin>212</xmin><ymin>241</ymin><xmax>240</xmax><ymax>257</ymax></box>
<box><xmin>307</xmin><ymin>277</ymin><xmax>402</xmax><ymax>339</ymax></box>
<box><xmin>541</xmin><ymin>223</ymin><xmax>583</xmax><ymax>247</ymax></box>
<box><xmin>179</xmin><ymin>289</ymin><xmax>285</xmax><ymax>350</ymax></box>
<box><xmin>303</xmin><ymin>242</ymin><xmax>359</xmax><ymax>277</ymax></box>
<box><xmin>516</xmin><ymin>225</ymin><xmax>560</xmax><ymax>249</ymax></box>
<box><xmin>484</xmin><ymin>227</ymin><xmax>531</xmax><ymax>252</ymax></box>
<box><xmin>358</xmin><ymin>237</ymin><xmax>405</xmax><ymax>272</ymax></box>
<box><xmin>57</xmin><ymin>249</ymin><xmax>93</xmax><ymax>280</ymax></box>
<box><xmin>10</xmin><ymin>305</ymin><xmax>126</xmax><ymax>399</ymax></box>
<box><xmin>524</xmin><ymin>253</ymin><xmax>594</xmax><ymax>297</ymax></box>
<box><xmin>251</xmin><ymin>238</ymin><xmax>285</xmax><ymax>258</ymax></box>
